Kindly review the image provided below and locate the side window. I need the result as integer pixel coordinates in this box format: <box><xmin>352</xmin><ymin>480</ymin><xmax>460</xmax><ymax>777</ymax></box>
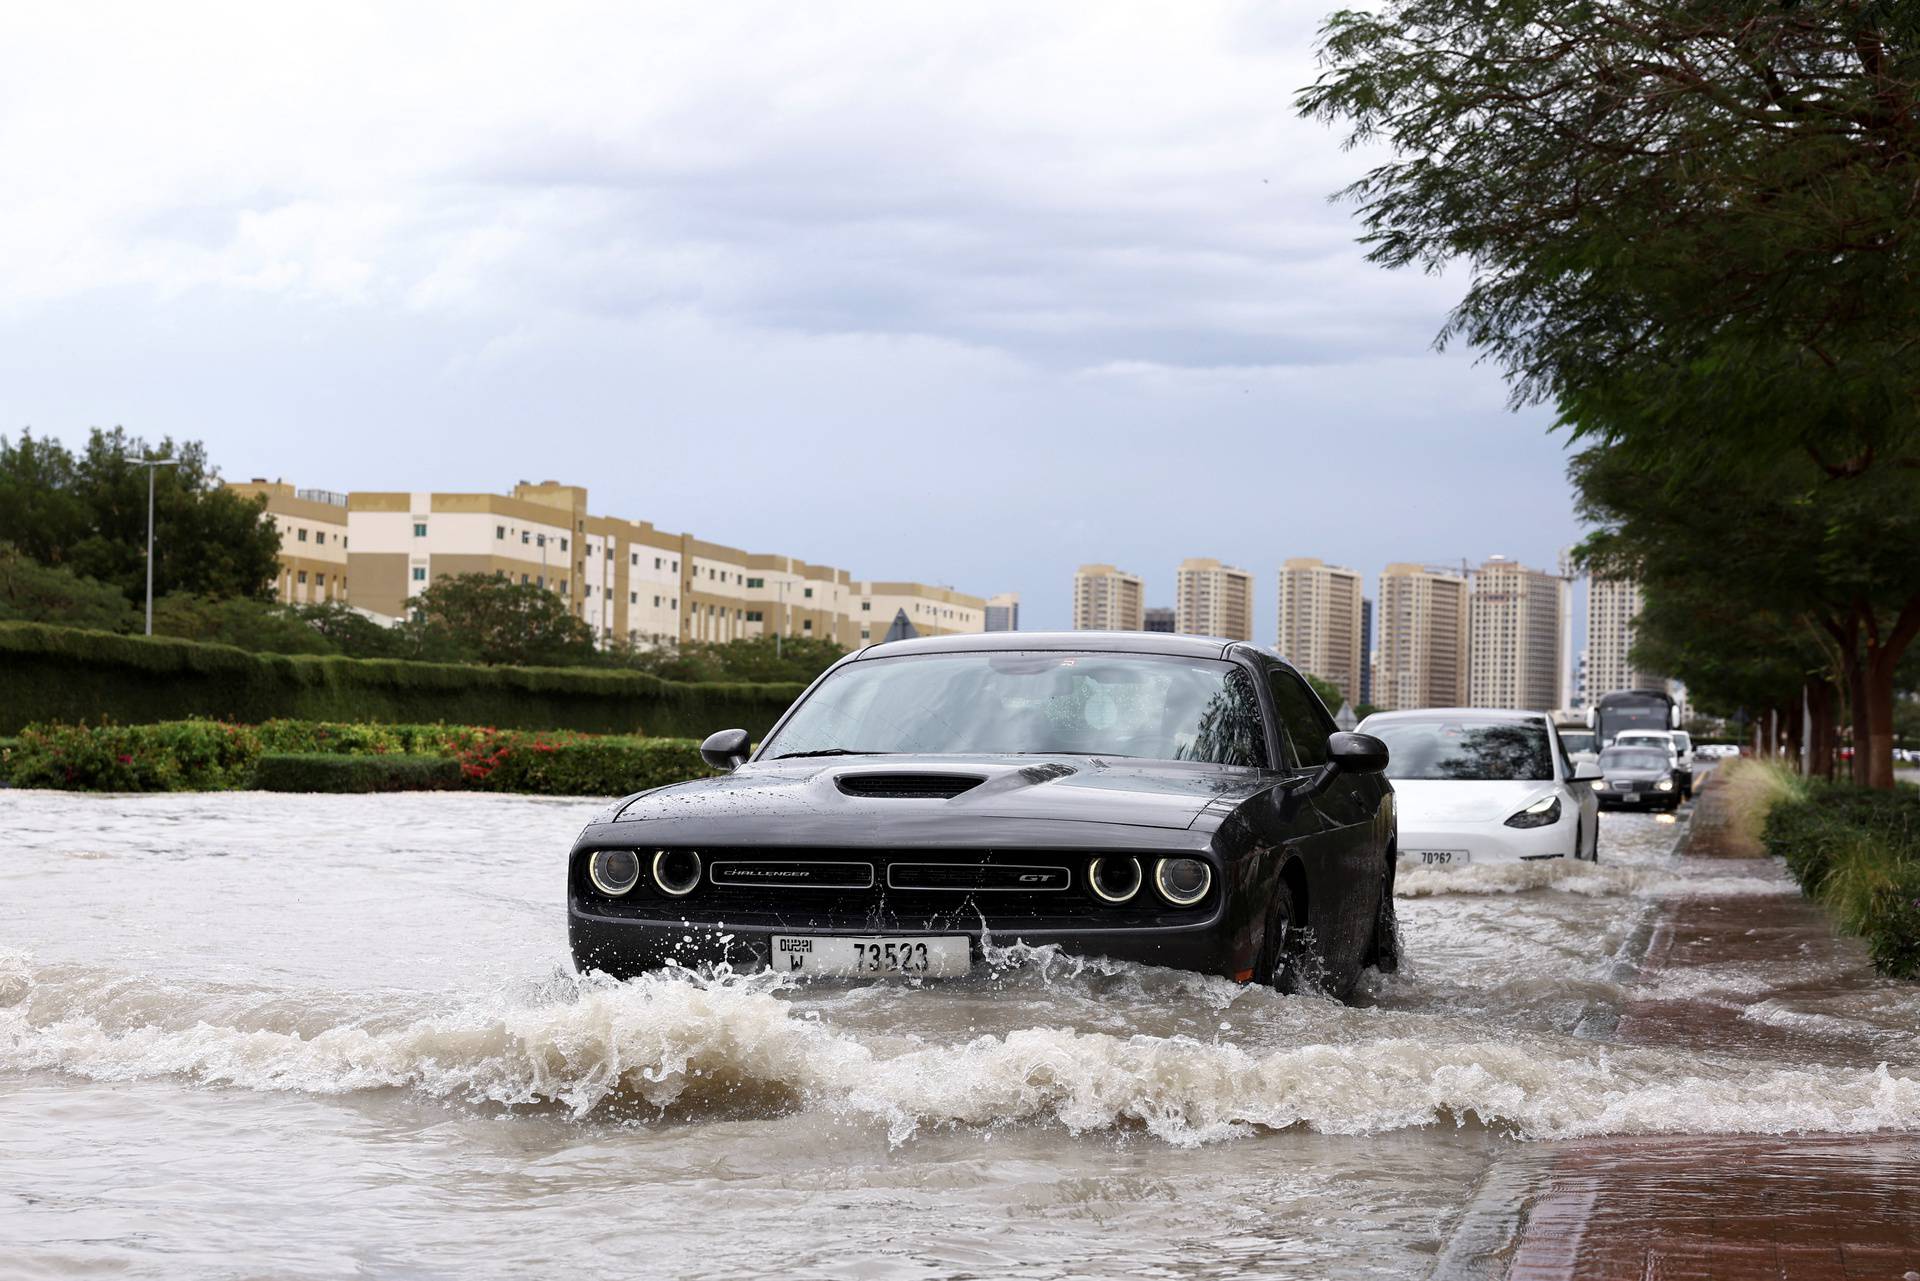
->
<box><xmin>1267</xmin><ymin>668</ymin><xmax>1335</xmax><ymax>768</ymax></box>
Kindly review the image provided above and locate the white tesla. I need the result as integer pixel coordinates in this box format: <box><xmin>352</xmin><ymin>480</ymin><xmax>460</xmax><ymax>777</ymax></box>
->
<box><xmin>1357</xmin><ymin>708</ymin><xmax>1602</xmax><ymax>867</ymax></box>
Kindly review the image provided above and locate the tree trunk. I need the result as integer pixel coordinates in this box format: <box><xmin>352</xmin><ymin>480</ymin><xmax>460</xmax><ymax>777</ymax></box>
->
<box><xmin>1806</xmin><ymin>681</ymin><xmax>1836</xmax><ymax>781</ymax></box>
<box><xmin>1845</xmin><ymin>648</ymin><xmax>1872</xmax><ymax>786</ymax></box>
<box><xmin>1862</xmin><ymin>595</ymin><xmax>1920</xmax><ymax>791</ymax></box>
<box><xmin>1785</xmin><ymin>693</ymin><xmax>1804</xmax><ymax>771</ymax></box>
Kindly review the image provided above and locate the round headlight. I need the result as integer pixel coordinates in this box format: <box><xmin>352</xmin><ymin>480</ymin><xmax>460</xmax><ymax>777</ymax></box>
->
<box><xmin>1153</xmin><ymin>857</ymin><xmax>1213</xmax><ymax>907</ymax></box>
<box><xmin>652</xmin><ymin>848</ymin><xmax>703</xmax><ymax>897</ymax></box>
<box><xmin>1656</xmin><ymin>777</ymin><xmax>1675</xmax><ymax>791</ymax></box>
<box><xmin>1087</xmin><ymin>856</ymin><xmax>1142</xmax><ymax>904</ymax></box>
<box><xmin>1590</xmin><ymin>779</ymin><xmax>1606</xmax><ymax>791</ymax></box>
<box><xmin>589</xmin><ymin>848</ymin><xmax>640</xmax><ymax>896</ymax></box>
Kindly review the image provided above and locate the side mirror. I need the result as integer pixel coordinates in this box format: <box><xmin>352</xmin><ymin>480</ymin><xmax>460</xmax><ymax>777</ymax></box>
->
<box><xmin>1327</xmin><ymin>731</ymin><xmax>1389</xmax><ymax>775</ymax></box>
<box><xmin>700</xmin><ymin>728</ymin><xmax>752</xmax><ymax>772</ymax></box>
<box><xmin>1573</xmin><ymin>761</ymin><xmax>1602</xmax><ymax>782</ymax></box>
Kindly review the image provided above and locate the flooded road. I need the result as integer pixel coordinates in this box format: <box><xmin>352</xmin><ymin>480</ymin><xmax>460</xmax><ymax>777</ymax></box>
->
<box><xmin>4</xmin><ymin>789</ymin><xmax>1917</xmax><ymax>1278</ymax></box>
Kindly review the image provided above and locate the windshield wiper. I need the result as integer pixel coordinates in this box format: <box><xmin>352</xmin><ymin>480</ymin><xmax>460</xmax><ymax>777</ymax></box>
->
<box><xmin>769</xmin><ymin>749</ymin><xmax>892</xmax><ymax>760</ymax></box>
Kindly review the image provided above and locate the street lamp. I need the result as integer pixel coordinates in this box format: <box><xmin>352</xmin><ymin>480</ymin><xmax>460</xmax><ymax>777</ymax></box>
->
<box><xmin>131</xmin><ymin>457</ymin><xmax>179</xmax><ymax>635</ymax></box>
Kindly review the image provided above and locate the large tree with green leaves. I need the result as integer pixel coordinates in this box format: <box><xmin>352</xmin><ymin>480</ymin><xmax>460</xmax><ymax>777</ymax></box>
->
<box><xmin>0</xmin><ymin>427</ymin><xmax>282</xmax><ymax>604</ymax></box>
<box><xmin>402</xmin><ymin>573</ymin><xmax>597</xmax><ymax>667</ymax></box>
<box><xmin>1301</xmin><ymin>0</ymin><xmax>1920</xmax><ymax>786</ymax></box>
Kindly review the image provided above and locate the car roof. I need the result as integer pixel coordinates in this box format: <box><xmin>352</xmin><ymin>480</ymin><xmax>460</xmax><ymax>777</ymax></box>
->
<box><xmin>1359</xmin><ymin>707</ymin><xmax>1549</xmax><ymax>723</ymax></box>
<box><xmin>853</xmin><ymin>630</ymin><xmax>1245</xmax><ymax>662</ymax></box>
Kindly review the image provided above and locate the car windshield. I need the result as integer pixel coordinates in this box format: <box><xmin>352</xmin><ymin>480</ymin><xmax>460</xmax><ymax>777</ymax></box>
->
<box><xmin>1600</xmin><ymin>748</ymin><xmax>1670</xmax><ymax>772</ymax></box>
<box><xmin>760</xmin><ymin>651</ymin><xmax>1268</xmax><ymax>766</ymax></box>
<box><xmin>1558</xmin><ymin>729</ymin><xmax>1595</xmax><ymax>755</ymax></box>
<box><xmin>1616</xmin><ymin>735</ymin><xmax>1672</xmax><ymax>752</ymax></box>
<box><xmin>1369</xmin><ymin>718</ymin><xmax>1553</xmax><ymax>781</ymax></box>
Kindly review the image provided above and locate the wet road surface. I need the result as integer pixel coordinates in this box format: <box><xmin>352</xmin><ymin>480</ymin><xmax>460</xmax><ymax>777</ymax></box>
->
<box><xmin>3</xmin><ymin>787</ymin><xmax>1916</xmax><ymax>1278</ymax></box>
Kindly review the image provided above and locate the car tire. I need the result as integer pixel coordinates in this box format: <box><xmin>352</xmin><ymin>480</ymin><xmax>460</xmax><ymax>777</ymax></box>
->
<box><xmin>1364</xmin><ymin>857</ymin><xmax>1399</xmax><ymax>974</ymax></box>
<box><xmin>1260</xmin><ymin>878</ymin><xmax>1306</xmax><ymax>994</ymax></box>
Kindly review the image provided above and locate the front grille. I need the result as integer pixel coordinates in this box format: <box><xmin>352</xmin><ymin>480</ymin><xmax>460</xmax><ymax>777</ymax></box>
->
<box><xmin>835</xmin><ymin>773</ymin><xmax>984</xmax><ymax>799</ymax></box>
<box><xmin>708</xmin><ymin>860</ymin><xmax>874</xmax><ymax>890</ymax></box>
<box><xmin>886</xmin><ymin>863</ymin><xmax>1071</xmax><ymax>892</ymax></box>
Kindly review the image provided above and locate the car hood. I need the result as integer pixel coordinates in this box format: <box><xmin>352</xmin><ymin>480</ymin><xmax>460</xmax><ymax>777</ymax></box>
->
<box><xmin>1388</xmin><ymin>778</ymin><xmax>1559</xmax><ymax>824</ymax></box>
<box><xmin>612</xmin><ymin>755</ymin><xmax>1278</xmax><ymax>832</ymax></box>
<box><xmin>1599</xmin><ymin>765</ymin><xmax>1669</xmax><ymax>783</ymax></box>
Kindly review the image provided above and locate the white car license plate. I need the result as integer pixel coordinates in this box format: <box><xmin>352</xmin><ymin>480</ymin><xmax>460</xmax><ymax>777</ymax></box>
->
<box><xmin>771</xmin><ymin>935</ymin><xmax>971</xmax><ymax>978</ymax></box>
<box><xmin>1622</xmin><ymin>792</ymin><xmax>1639</xmax><ymax>804</ymax></box>
<box><xmin>1408</xmin><ymin>850</ymin><xmax>1470</xmax><ymax>866</ymax></box>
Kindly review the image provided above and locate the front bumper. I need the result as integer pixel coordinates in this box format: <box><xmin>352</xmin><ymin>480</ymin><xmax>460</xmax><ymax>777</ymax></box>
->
<box><xmin>1593</xmin><ymin>784</ymin><xmax>1680</xmax><ymax>810</ymax></box>
<box><xmin>1396</xmin><ymin>810</ymin><xmax>1577</xmax><ymax>866</ymax></box>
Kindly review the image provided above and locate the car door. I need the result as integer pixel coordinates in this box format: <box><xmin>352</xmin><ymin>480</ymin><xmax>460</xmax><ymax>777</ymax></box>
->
<box><xmin>1550</xmin><ymin>722</ymin><xmax>1598</xmax><ymax>858</ymax></box>
<box><xmin>1263</xmin><ymin>664</ymin><xmax>1386</xmax><ymax>976</ymax></box>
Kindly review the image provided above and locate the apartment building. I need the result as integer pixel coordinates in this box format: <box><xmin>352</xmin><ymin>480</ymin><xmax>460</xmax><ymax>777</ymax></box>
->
<box><xmin>227</xmin><ymin>481</ymin><xmax>351</xmax><ymax>606</ymax></box>
<box><xmin>1072</xmin><ymin>565</ymin><xmax>1145</xmax><ymax>631</ymax></box>
<box><xmin>239</xmin><ymin>478</ymin><xmax>995</xmax><ymax>649</ymax></box>
<box><xmin>1374</xmin><ymin>563</ymin><xmax>1470</xmax><ymax>712</ymax></box>
<box><xmin>1142</xmin><ymin>606</ymin><xmax>1175</xmax><ymax>633</ymax></box>
<box><xmin>1175</xmin><ymin>558</ymin><xmax>1254</xmax><ymax>641</ymax></box>
<box><xmin>984</xmin><ymin>593</ymin><xmax>1020</xmax><ymax>632</ymax></box>
<box><xmin>1468</xmin><ymin>556</ymin><xmax>1567</xmax><ymax>712</ymax></box>
<box><xmin>1360</xmin><ymin>597</ymin><xmax>1374</xmax><ymax>708</ymax></box>
<box><xmin>1586</xmin><ymin>575</ymin><xmax>1661</xmax><ymax>701</ymax></box>
<box><xmin>1275</xmin><ymin>557</ymin><xmax>1365</xmax><ymax>709</ymax></box>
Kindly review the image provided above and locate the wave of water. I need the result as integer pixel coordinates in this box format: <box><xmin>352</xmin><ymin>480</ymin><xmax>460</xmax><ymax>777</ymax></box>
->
<box><xmin>1397</xmin><ymin>859</ymin><xmax>1792</xmax><ymax>899</ymax></box>
<box><xmin>5</xmin><ymin>950</ymin><xmax>1914</xmax><ymax>1148</ymax></box>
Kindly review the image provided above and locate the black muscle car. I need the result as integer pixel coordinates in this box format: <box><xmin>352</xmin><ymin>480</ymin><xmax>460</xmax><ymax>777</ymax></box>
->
<box><xmin>566</xmin><ymin>632</ymin><xmax>1398</xmax><ymax>997</ymax></box>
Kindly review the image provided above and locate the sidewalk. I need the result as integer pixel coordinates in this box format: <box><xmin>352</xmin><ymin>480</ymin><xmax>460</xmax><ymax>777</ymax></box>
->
<box><xmin>1452</xmin><ymin>775</ymin><xmax>1920</xmax><ymax>1280</ymax></box>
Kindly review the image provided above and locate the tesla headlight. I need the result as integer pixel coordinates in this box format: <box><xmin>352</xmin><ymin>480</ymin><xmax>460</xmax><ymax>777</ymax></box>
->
<box><xmin>1504</xmin><ymin>796</ymin><xmax>1562</xmax><ymax>829</ymax></box>
<box><xmin>1656</xmin><ymin>777</ymin><xmax>1675</xmax><ymax>791</ymax></box>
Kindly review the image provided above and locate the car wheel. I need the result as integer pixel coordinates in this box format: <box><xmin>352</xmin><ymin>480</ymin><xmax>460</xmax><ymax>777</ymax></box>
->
<box><xmin>1365</xmin><ymin>858</ymin><xmax>1400</xmax><ymax>973</ymax></box>
<box><xmin>1260</xmin><ymin>878</ymin><xmax>1306</xmax><ymax>994</ymax></box>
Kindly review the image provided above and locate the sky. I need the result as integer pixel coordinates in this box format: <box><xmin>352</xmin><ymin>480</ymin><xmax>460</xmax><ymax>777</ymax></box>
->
<box><xmin>0</xmin><ymin>1</ymin><xmax>1581</xmax><ymax>634</ymax></box>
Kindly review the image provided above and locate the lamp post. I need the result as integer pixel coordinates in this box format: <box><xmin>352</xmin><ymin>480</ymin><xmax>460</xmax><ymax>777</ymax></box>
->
<box><xmin>132</xmin><ymin>457</ymin><xmax>179</xmax><ymax>635</ymax></box>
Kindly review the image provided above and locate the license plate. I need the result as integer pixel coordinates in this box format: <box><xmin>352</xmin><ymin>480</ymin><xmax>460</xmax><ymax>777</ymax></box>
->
<box><xmin>1622</xmin><ymin>792</ymin><xmax>1639</xmax><ymax>804</ymax></box>
<box><xmin>771</xmin><ymin>935</ymin><xmax>971</xmax><ymax>978</ymax></box>
<box><xmin>1407</xmin><ymin>850</ymin><xmax>1470</xmax><ymax>866</ymax></box>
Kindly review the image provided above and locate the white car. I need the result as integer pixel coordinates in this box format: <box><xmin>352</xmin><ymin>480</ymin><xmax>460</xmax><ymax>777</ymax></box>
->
<box><xmin>1358</xmin><ymin>708</ymin><xmax>1601</xmax><ymax>867</ymax></box>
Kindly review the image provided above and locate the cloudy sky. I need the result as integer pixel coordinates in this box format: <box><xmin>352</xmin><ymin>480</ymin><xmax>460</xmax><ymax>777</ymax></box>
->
<box><xmin>0</xmin><ymin>1</ymin><xmax>1578</xmax><ymax>631</ymax></box>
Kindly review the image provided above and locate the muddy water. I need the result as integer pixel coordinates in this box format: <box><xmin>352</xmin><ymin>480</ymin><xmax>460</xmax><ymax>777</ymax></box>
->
<box><xmin>3</xmin><ymin>789</ymin><xmax>1916</xmax><ymax>1279</ymax></box>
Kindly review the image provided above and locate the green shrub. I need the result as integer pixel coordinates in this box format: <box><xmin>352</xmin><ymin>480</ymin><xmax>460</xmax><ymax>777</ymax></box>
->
<box><xmin>252</xmin><ymin>752</ymin><xmax>464</xmax><ymax>793</ymax></box>
<box><xmin>0</xmin><ymin>621</ymin><xmax>801</xmax><ymax>736</ymax></box>
<box><xmin>452</xmin><ymin>728</ymin><xmax>713</xmax><ymax>796</ymax></box>
<box><xmin>0</xmin><ymin>736</ymin><xmax>17</xmax><ymax>784</ymax></box>
<box><xmin>6</xmin><ymin>720</ymin><xmax>261</xmax><ymax>791</ymax></box>
<box><xmin>1764</xmin><ymin>782</ymin><xmax>1920</xmax><ymax>980</ymax></box>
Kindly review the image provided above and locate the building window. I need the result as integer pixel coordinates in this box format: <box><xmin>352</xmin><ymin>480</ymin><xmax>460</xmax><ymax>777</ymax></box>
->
<box><xmin>521</xmin><ymin>574</ymin><xmax>529</xmax><ymax>584</ymax></box>
<box><xmin>803</xmin><ymin>587</ymin><xmax>814</xmax><ymax>599</ymax></box>
<box><xmin>496</xmin><ymin>525</ymin><xmax>506</xmax><ymax>540</ymax></box>
<box><xmin>630</xmin><ymin>592</ymin><xmax>638</xmax><ymax>604</ymax></box>
<box><xmin>861</xmin><ymin>629</ymin><xmax>871</xmax><ymax>640</ymax></box>
<box><xmin>297</xmin><ymin>528</ymin><xmax>308</xmax><ymax>542</ymax></box>
<box><xmin>315</xmin><ymin>531</ymin><xmax>326</xmax><ymax>545</ymax></box>
<box><xmin>316</xmin><ymin>573</ymin><xmax>326</xmax><ymax>587</ymax></box>
<box><xmin>605</xmin><ymin>547</ymin><xmax>613</xmax><ymax>561</ymax></box>
<box><xmin>560</xmin><ymin>580</ymin><xmax>568</xmax><ymax>592</ymax></box>
<box><xmin>735</xmin><ymin>609</ymin><xmax>743</xmax><ymax>620</ymax></box>
<box><xmin>672</xmin><ymin>559</ymin><xmax>679</xmax><ymax>573</ymax></box>
<box><xmin>297</xmin><ymin>570</ymin><xmax>308</xmax><ymax>584</ymax></box>
<box><xmin>861</xmin><ymin>601</ymin><xmax>871</xmax><ymax>612</ymax></box>
<box><xmin>413</xmin><ymin>522</ymin><xmax>427</xmax><ymax>537</ymax></box>
<box><xmin>411</xmin><ymin>567</ymin><xmax>426</xmax><ymax>582</ymax></box>
<box><xmin>631</xmin><ymin>552</ymin><xmax>639</xmax><ymax>566</ymax></box>
<box><xmin>522</xmin><ymin>531</ymin><xmax>530</xmax><ymax>545</ymax></box>
<box><xmin>653</xmin><ymin>595</ymin><xmax>661</xmax><ymax>607</ymax></box>
<box><xmin>670</xmin><ymin>598</ymin><xmax>677</xmax><ymax>610</ymax></box>
<box><xmin>802</xmin><ymin>619</ymin><xmax>813</xmax><ymax>631</ymax></box>
<box><xmin>537</xmin><ymin>575</ymin><xmax>544</xmax><ymax>588</ymax></box>
<box><xmin>653</xmin><ymin>557</ymin><xmax>662</xmax><ymax>570</ymax></box>
<box><xmin>746</xmin><ymin>577</ymin><xmax>764</xmax><ymax>588</ymax></box>
<box><xmin>584</xmin><ymin>585</ymin><xmax>592</xmax><ymax>597</ymax></box>
<box><xmin>559</xmin><ymin>538</ymin><xmax>569</xmax><ymax>552</ymax></box>
<box><xmin>746</xmin><ymin>610</ymin><xmax>763</xmax><ymax>622</ymax></box>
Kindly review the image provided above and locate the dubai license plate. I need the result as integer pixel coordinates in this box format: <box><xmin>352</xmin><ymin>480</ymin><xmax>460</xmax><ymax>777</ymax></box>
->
<box><xmin>1622</xmin><ymin>792</ymin><xmax>1640</xmax><ymax>804</ymax></box>
<box><xmin>1408</xmin><ymin>850</ymin><xmax>1470</xmax><ymax>866</ymax></box>
<box><xmin>771</xmin><ymin>935</ymin><xmax>971</xmax><ymax>978</ymax></box>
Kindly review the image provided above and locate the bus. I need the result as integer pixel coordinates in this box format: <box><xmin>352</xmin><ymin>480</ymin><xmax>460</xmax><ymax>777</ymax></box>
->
<box><xmin>1590</xmin><ymin>689</ymin><xmax>1680</xmax><ymax>748</ymax></box>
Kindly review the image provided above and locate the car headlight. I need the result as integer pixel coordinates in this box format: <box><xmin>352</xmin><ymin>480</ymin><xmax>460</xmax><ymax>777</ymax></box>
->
<box><xmin>651</xmin><ymin>848</ymin><xmax>703</xmax><ymax>897</ymax></box>
<box><xmin>1088</xmin><ymin>856</ymin><xmax>1143</xmax><ymax>904</ymax></box>
<box><xmin>1153</xmin><ymin>857</ymin><xmax>1213</xmax><ymax>906</ymax></box>
<box><xmin>1590</xmin><ymin>779</ymin><xmax>1606</xmax><ymax>791</ymax></box>
<box><xmin>1656</xmin><ymin>777</ymin><xmax>1675</xmax><ymax>791</ymax></box>
<box><xmin>589</xmin><ymin>848</ymin><xmax>640</xmax><ymax>896</ymax></box>
<box><xmin>1504</xmin><ymin>795</ymin><xmax>1562</xmax><ymax>829</ymax></box>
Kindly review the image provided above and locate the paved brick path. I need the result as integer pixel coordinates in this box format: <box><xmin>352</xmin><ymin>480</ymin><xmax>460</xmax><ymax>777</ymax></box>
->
<box><xmin>1460</xmin><ymin>774</ymin><xmax>1920</xmax><ymax>1281</ymax></box>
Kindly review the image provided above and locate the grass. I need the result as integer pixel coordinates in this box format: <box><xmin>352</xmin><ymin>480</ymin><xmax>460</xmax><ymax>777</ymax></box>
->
<box><xmin>1761</xmin><ymin>779</ymin><xmax>1920</xmax><ymax>980</ymax></box>
<box><xmin>1710</xmin><ymin>757</ymin><xmax>1810</xmax><ymax>856</ymax></box>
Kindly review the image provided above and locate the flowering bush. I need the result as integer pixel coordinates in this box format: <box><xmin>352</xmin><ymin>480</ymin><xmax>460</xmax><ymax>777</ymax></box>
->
<box><xmin>7</xmin><ymin>720</ymin><xmax>261</xmax><ymax>791</ymax></box>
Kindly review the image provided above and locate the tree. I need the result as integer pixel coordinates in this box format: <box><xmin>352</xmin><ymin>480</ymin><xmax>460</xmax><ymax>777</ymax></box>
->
<box><xmin>0</xmin><ymin>543</ymin><xmax>139</xmax><ymax>632</ymax></box>
<box><xmin>609</xmin><ymin>635</ymin><xmax>848</xmax><ymax>685</ymax></box>
<box><xmin>402</xmin><ymin>573</ymin><xmax>597</xmax><ymax>667</ymax></box>
<box><xmin>0</xmin><ymin>427</ymin><xmax>282</xmax><ymax>603</ymax></box>
<box><xmin>150</xmin><ymin>593</ymin><xmax>337</xmax><ymax>655</ymax></box>
<box><xmin>292</xmin><ymin>600</ymin><xmax>411</xmax><ymax>660</ymax></box>
<box><xmin>1300</xmin><ymin>0</ymin><xmax>1920</xmax><ymax>786</ymax></box>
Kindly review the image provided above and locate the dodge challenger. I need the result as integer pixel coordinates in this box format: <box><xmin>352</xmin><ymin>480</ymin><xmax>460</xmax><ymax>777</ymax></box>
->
<box><xmin>566</xmin><ymin>631</ymin><xmax>1397</xmax><ymax>997</ymax></box>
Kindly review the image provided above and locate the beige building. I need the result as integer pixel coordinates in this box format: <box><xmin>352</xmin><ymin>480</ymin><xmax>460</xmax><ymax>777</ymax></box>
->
<box><xmin>1586</xmin><ymin>575</ymin><xmax>1660</xmax><ymax>701</ymax></box>
<box><xmin>1375</xmin><ymin>563</ymin><xmax>1470</xmax><ymax>711</ymax></box>
<box><xmin>1175</xmin><ymin>558</ymin><xmax>1254</xmax><ymax>641</ymax></box>
<box><xmin>1072</xmin><ymin>565</ymin><xmax>1145</xmax><ymax>631</ymax></box>
<box><xmin>235</xmin><ymin>477</ymin><xmax>994</xmax><ymax>651</ymax></box>
<box><xmin>1468</xmin><ymin>556</ymin><xmax>1567</xmax><ymax>712</ymax></box>
<box><xmin>228</xmin><ymin>480</ymin><xmax>351</xmax><ymax>605</ymax></box>
<box><xmin>1275</xmin><ymin>557</ymin><xmax>1365</xmax><ymax>708</ymax></box>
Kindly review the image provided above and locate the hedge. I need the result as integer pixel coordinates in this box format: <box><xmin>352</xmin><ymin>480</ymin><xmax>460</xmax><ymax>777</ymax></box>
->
<box><xmin>0</xmin><ymin>622</ymin><xmax>801</xmax><ymax>736</ymax></box>
<box><xmin>2</xmin><ymin>719</ymin><xmax>718</xmax><ymax>797</ymax></box>
<box><xmin>253</xmin><ymin>753</ymin><xmax>465</xmax><ymax>793</ymax></box>
<box><xmin>1764</xmin><ymin>783</ymin><xmax>1920</xmax><ymax>980</ymax></box>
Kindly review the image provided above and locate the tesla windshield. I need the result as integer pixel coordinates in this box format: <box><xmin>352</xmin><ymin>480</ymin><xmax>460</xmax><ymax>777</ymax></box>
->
<box><xmin>1371</xmin><ymin>719</ymin><xmax>1554</xmax><ymax>781</ymax></box>
<box><xmin>761</xmin><ymin>652</ymin><xmax>1268</xmax><ymax>766</ymax></box>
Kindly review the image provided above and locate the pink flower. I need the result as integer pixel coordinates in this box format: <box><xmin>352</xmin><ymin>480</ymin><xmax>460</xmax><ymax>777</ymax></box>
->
<box><xmin>117</xmin><ymin>754</ymin><xmax>133</xmax><ymax>765</ymax></box>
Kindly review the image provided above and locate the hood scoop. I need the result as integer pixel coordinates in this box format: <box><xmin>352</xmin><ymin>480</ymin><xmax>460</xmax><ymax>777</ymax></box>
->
<box><xmin>836</xmin><ymin>773</ymin><xmax>985</xmax><ymax>799</ymax></box>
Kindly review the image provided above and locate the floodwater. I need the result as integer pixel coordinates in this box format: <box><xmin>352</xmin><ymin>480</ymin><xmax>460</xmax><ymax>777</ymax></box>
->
<box><xmin>3</xmin><ymin>787</ymin><xmax>1917</xmax><ymax>1279</ymax></box>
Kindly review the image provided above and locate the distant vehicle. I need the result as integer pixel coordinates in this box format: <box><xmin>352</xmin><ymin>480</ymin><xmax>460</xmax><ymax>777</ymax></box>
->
<box><xmin>1613</xmin><ymin>729</ymin><xmax>1694</xmax><ymax>799</ymax></box>
<box><xmin>1555</xmin><ymin>725</ymin><xmax>1598</xmax><ymax>764</ymax></box>
<box><xmin>1591</xmin><ymin>744</ymin><xmax>1684</xmax><ymax>812</ymax></box>
<box><xmin>566</xmin><ymin>631</ymin><xmax>1399</xmax><ymax>998</ymax></box>
<box><xmin>1358</xmin><ymin>708</ymin><xmax>1600</xmax><ymax>866</ymax></box>
<box><xmin>1591</xmin><ymin>689</ymin><xmax>1680</xmax><ymax>749</ymax></box>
